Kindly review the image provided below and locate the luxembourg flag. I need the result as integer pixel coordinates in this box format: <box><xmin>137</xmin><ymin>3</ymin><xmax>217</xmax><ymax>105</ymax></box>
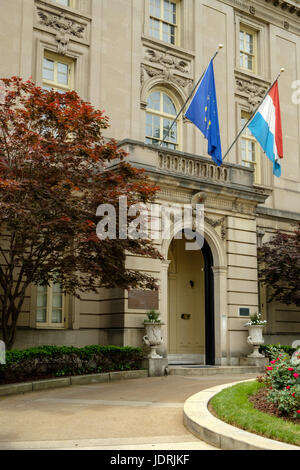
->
<box><xmin>248</xmin><ymin>81</ymin><xmax>283</xmax><ymax>177</ymax></box>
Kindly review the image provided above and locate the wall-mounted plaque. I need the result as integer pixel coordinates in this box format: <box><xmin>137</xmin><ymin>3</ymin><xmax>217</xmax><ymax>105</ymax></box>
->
<box><xmin>128</xmin><ymin>289</ymin><xmax>159</xmax><ymax>310</ymax></box>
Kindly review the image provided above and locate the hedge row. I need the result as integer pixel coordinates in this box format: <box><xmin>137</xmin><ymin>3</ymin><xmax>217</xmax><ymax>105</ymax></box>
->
<box><xmin>0</xmin><ymin>345</ymin><xmax>144</xmax><ymax>384</ymax></box>
<box><xmin>260</xmin><ymin>343</ymin><xmax>297</xmax><ymax>358</ymax></box>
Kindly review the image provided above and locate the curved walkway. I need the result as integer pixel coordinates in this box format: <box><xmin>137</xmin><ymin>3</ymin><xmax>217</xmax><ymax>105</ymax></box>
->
<box><xmin>0</xmin><ymin>373</ymin><xmax>259</xmax><ymax>450</ymax></box>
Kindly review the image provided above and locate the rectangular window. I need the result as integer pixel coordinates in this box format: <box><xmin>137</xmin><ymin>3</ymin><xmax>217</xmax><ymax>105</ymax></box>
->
<box><xmin>239</xmin><ymin>26</ymin><xmax>257</xmax><ymax>73</ymax></box>
<box><xmin>42</xmin><ymin>52</ymin><xmax>74</xmax><ymax>93</ymax></box>
<box><xmin>36</xmin><ymin>283</ymin><xmax>65</xmax><ymax>327</ymax></box>
<box><xmin>241</xmin><ymin>111</ymin><xmax>260</xmax><ymax>184</ymax></box>
<box><xmin>149</xmin><ymin>0</ymin><xmax>178</xmax><ymax>45</ymax></box>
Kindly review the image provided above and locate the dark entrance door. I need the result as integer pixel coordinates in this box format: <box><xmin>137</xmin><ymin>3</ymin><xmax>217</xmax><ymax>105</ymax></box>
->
<box><xmin>202</xmin><ymin>240</ymin><xmax>215</xmax><ymax>365</ymax></box>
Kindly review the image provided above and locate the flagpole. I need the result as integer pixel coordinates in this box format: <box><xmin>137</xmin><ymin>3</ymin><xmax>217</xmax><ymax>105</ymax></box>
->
<box><xmin>158</xmin><ymin>44</ymin><xmax>224</xmax><ymax>147</ymax></box>
<box><xmin>222</xmin><ymin>68</ymin><xmax>285</xmax><ymax>161</ymax></box>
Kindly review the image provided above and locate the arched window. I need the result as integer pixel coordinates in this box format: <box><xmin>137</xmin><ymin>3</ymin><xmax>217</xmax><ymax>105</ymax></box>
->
<box><xmin>145</xmin><ymin>90</ymin><xmax>179</xmax><ymax>149</ymax></box>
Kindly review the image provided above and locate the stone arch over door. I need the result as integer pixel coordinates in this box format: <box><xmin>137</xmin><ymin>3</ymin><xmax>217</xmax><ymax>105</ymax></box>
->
<box><xmin>160</xmin><ymin>223</ymin><xmax>227</xmax><ymax>365</ymax></box>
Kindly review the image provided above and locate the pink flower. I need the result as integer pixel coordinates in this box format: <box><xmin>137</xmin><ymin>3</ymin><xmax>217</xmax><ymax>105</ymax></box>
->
<box><xmin>270</xmin><ymin>360</ymin><xmax>276</xmax><ymax>364</ymax></box>
<box><xmin>293</xmin><ymin>373</ymin><xmax>299</xmax><ymax>378</ymax></box>
<box><xmin>267</xmin><ymin>366</ymin><xmax>273</xmax><ymax>370</ymax></box>
<box><xmin>286</xmin><ymin>386</ymin><xmax>291</xmax><ymax>390</ymax></box>
<box><xmin>292</xmin><ymin>393</ymin><xmax>296</xmax><ymax>397</ymax></box>
<box><xmin>297</xmin><ymin>410</ymin><xmax>300</xmax><ymax>414</ymax></box>
<box><xmin>288</xmin><ymin>368</ymin><xmax>294</xmax><ymax>371</ymax></box>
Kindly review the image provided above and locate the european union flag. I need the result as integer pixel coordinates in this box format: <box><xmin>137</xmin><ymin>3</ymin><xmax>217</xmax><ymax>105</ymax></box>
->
<box><xmin>185</xmin><ymin>60</ymin><xmax>222</xmax><ymax>166</ymax></box>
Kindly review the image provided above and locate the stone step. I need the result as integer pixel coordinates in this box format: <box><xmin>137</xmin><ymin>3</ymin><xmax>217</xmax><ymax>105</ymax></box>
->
<box><xmin>168</xmin><ymin>365</ymin><xmax>263</xmax><ymax>376</ymax></box>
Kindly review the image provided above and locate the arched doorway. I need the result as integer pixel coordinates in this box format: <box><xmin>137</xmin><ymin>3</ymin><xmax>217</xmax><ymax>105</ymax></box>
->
<box><xmin>167</xmin><ymin>236</ymin><xmax>215</xmax><ymax>365</ymax></box>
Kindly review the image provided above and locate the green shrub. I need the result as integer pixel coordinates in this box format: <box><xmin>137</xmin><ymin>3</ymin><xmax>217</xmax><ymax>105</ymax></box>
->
<box><xmin>0</xmin><ymin>345</ymin><xmax>144</xmax><ymax>384</ymax></box>
<box><xmin>260</xmin><ymin>343</ymin><xmax>297</xmax><ymax>359</ymax></box>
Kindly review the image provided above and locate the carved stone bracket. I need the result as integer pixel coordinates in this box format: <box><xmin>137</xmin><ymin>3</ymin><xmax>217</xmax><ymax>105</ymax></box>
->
<box><xmin>235</xmin><ymin>73</ymin><xmax>270</xmax><ymax>113</ymax></box>
<box><xmin>37</xmin><ymin>9</ymin><xmax>85</xmax><ymax>55</ymax></box>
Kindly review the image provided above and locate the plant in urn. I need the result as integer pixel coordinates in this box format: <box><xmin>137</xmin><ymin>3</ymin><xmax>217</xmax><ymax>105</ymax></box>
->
<box><xmin>245</xmin><ymin>312</ymin><xmax>267</xmax><ymax>358</ymax></box>
<box><xmin>143</xmin><ymin>310</ymin><xmax>163</xmax><ymax>359</ymax></box>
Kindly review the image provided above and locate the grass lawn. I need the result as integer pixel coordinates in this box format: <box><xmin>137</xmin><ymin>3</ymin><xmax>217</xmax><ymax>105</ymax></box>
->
<box><xmin>209</xmin><ymin>380</ymin><xmax>300</xmax><ymax>447</ymax></box>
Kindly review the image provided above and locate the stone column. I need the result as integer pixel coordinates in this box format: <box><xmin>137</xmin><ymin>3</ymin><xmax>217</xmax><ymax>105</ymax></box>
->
<box><xmin>159</xmin><ymin>260</ymin><xmax>171</xmax><ymax>358</ymax></box>
<box><xmin>212</xmin><ymin>266</ymin><xmax>228</xmax><ymax>365</ymax></box>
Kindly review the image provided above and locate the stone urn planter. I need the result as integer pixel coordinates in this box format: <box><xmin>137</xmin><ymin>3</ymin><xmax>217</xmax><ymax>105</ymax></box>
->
<box><xmin>245</xmin><ymin>312</ymin><xmax>267</xmax><ymax>358</ymax></box>
<box><xmin>247</xmin><ymin>324</ymin><xmax>265</xmax><ymax>358</ymax></box>
<box><xmin>142</xmin><ymin>310</ymin><xmax>164</xmax><ymax>359</ymax></box>
<box><xmin>143</xmin><ymin>322</ymin><xmax>164</xmax><ymax>359</ymax></box>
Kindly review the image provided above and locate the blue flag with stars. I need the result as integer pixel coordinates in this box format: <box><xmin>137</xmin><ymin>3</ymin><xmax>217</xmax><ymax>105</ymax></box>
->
<box><xmin>185</xmin><ymin>60</ymin><xmax>222</xmax><ymax>166</ymax></box>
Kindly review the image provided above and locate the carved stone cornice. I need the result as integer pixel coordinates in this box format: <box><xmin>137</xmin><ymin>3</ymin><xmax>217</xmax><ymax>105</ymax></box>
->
<box><xmin>264</xmin><ymin>0</ymin><xmax>300</xmax><ymax>17</ymax></box>
<box><xmin>220</xmin><ymin>0</ymin><xmax>300</xmax><ymax>35</ymax></box>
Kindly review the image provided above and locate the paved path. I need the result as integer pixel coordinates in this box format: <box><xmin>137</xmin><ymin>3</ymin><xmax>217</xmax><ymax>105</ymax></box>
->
<box><xmin>0</xmin><ymin>373</ymin><xmax>258</xmax><ymax>450</ymax></box>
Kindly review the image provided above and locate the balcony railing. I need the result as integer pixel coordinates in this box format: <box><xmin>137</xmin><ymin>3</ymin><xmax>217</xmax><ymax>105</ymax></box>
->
<box><xmin>117</xmin><ymin>139</ymin><xmax>255</xmax><ymax>189</ymax></box>
<box><xmin>158</xmin><ymin>151</ymin><xmax>230</xmax><ymax>184</ymax></box>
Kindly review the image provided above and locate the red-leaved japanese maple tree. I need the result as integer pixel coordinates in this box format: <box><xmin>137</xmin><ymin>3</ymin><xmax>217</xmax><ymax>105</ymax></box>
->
<box><xmin>258</xmin><ymin>223</ymin><xmax>300</xmax><ymax>307</ymax></box>
<box><xmin>0</xmin><ymin>77</ymin><xmax>161</xmax><ymax>349</ymax></box>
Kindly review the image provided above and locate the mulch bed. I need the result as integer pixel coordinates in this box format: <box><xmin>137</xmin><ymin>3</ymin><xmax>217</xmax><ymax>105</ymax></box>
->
<box><xmin>249</xmin><ymin>387</ymin><xmax>300</xmax><ymax>425</ymax></box>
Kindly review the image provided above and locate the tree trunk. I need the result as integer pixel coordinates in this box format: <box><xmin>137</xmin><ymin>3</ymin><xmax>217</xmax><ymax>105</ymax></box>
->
<box><xmin>2</xmin><ymin>323</ymin><xmax>16</xmax><ymax>350</ymax></box>
<box><xmin>1</xmin><ymin>296</ymin><xmax>25</xmax><ymax>350</ymax></box>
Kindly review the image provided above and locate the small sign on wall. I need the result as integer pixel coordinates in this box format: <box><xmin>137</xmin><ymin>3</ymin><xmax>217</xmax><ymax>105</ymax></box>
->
<box><xmin>128</xmin><ymin>289</ymin><xmax>159</xmax><ymax>310</ymax></box>
<box><xmin>239</xmin><ymin>307</ymin><xmax>250</xmax><ymax>317</ymax></box>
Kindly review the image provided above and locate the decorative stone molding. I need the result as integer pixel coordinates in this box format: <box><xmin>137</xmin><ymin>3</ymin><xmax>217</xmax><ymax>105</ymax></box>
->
<box><xmin>145</xmin><ymin>49</ymin><xmax>190</xmax><ymax>74</ymax></box>
<box><xmin>204</xmin><ymin>216</ymin><xmax>227</xmax><ymax>241</ymax></box>
<box><xmin>158</xmin><ymin>187</ymin><xmax>259</xmax><ymax>218</ymax></box>
<box><xmin>191</xmin><ymin>193</ymin><xmax>227</xmax><ymax>241</ymax></box>
<box><xmin>158</xmin><ymin>188</ymin><xmax>191</xmax><ymax>203</ymax></box>
<box><xmin>140</xmin><ymin>64</ymin><xmax>192</xmax><ymax>89</ymax></box>
<box><xmin>235</xmin><ymin>74</ymin><xmax>269</xmax><ymax>113</ymax></box>
<box><xmin>140</xmin><ymin>39</ymin><xmax>194</xmax><ymax>107</ymax></box>
<box><xmin>191</xmin><ymin>192</ymin><xmax>207</xmax><ymax>207</ymax></box>
<box><xmin>256</xmin><ymin>228</ymin><xmax>266</xmax><ymax>248</ymax></box>
<box><xmin>232</xmin><ymin>198</ymin><xmax>256</xmax><ymax>215</ymax></box>
<box><xmin>37</xmin><ymin>8</ymin><xmax>85</xmax><ymax>55</ymax></box>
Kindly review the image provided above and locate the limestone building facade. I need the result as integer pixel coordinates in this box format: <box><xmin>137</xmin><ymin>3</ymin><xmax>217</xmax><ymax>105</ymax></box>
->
<box><xmin>0</xmin><ymin>0</ymin><xmax>300</xmax><ymax>364</ymax></box>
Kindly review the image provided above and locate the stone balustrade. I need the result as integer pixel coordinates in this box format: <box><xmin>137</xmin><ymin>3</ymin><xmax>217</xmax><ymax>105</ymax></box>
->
<box><xmin>117</xmin><ymin>139</ymin><xmax>255</xmax><ymax>189</ymax></box>
<box><xmin>158</xmin><ymin>152</ymin><xmax>230</xmax><ymax>184</ymax></box>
